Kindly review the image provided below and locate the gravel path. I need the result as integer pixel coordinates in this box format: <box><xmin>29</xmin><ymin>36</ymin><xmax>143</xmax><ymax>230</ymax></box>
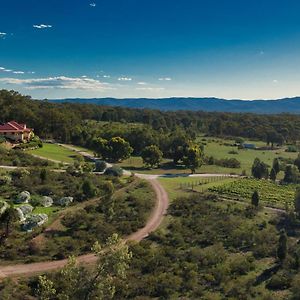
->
<box><xmin>0</xmin><ymin>178</ymin><xmax>168</xmax><ymax>278</ymax></box>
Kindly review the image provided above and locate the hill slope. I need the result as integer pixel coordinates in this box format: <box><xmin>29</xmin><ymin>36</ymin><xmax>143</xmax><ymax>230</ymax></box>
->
<box><xmin>49</xmin><ymin>97</ymin><xmax>300</xmax><ymax>114</ymax></box>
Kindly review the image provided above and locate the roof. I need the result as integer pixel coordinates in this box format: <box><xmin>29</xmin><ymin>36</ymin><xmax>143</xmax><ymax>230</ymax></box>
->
<box><xmin>0</xmin><ymin>121</ymin><xmax>33</xmax><ymax>133</ymax></box>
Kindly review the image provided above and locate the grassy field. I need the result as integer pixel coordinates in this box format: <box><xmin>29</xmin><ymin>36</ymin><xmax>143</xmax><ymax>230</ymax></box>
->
<box><xmin>29</xmin><ymin>143</ymin><xmax>81</xmax><ymax>163</ymax></box>
<box><xmin>199</xmin><ymin>136</ymin><xmax>298</xmax><ymax>176</ymax></box>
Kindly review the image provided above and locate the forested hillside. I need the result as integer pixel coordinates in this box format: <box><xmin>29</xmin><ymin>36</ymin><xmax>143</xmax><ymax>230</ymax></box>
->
<box><xmin>2</xmin><ymin>89</ymin><xmax>300</xmax><ymax>145</ymax></box>
<box><xmin>51</xmin><ymin>96</ymin><xmax>300</xmax><ymax>114</ymax></box>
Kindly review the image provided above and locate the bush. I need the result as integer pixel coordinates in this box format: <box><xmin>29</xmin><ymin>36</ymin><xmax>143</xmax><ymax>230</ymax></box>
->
<box><xmin>104</xmin><ymin>166</ymin><xmax>124</xmax><ymax>177</ymax></box>
<box><xmin>95</xmin><ymin>160</ymin><xmax>107</xmax><ymax>172</ymax></box>
<box><xmin>267</xmin><ymin>271</ymin><xmax>291</xmax><ymax>290</ymax></box>
<box><xmin>216</xmin><ymin>158</ymin><xmax>241</xmax><ymax>168</ymax></box>
<box><xmin>228</xmin><ymin>150</ymin><xmax>238</xmax><ymax>155</ymax></box>
<box><xmin>286</xmin><ymin>145</ymin><xmax>298</xmax><ymax>153</ymax></box>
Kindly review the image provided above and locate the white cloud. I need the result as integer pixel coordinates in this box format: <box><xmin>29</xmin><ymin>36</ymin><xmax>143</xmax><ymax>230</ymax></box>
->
<box><xmin>158</xmin><ymin>77</ymin><xmax>172</xmax><ymax>81</ymax></box>
<box><xmin>0</xmin><ymin>66</ymin><xmax>27</xmax><ymax>74</ymax></box>
<box><xmin>137</xmin><ymin>82</ymin><xmax>147</xmax><ymax>85</ymax></box>
<box><xmin>0</xmin><ymin>32</ymin><xmax>7</xmax><ymax>38</ymax></box>
<box><xmin>90</xmin><ymin>3</ymin><xmax>96</xmax><ymax>7</ymax></box>
<box><xmin>33</xmin><ymin>24</ymin><xmax>52</xmax><ymax>29</ymax></box>
<box><xmin>273</xmin><ymin>79</ymin><xmax>278</xmax><ymax>83</ymax></box>
<box><xmin>103</xmin><ymin>75</ymin><xmax>111</xmax><ymax>78</ymax></box>
<box><xmin>0</xmin><ymin>76</ymin><xmax>111</xmax><ymax>91</ymax></box>
<box><xmin>136</xmin><ymin>87</ymin><xmax>165</xmax><ymax>91</ymax></box>
<box><xmin>118</xmin><ymin>77</ymin><xmax>132</xmax><ymax>81</ymax></box>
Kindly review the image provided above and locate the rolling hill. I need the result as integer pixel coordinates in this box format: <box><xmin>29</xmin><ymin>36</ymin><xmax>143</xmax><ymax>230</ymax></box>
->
<box><xmin>49</xmin><ymin>97</ymin><xmax>300</xmax><ymax>114</ymax></box>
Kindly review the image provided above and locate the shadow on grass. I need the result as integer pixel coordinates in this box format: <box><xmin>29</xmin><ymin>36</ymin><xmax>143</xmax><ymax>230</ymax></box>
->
<box><xmin>122</xmin><ymin>161</ymin><xmax>187</xmax><ymax>172</ymax></box>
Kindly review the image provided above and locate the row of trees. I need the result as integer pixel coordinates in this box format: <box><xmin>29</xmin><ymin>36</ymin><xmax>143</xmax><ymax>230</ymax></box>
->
<box><xmin>91</xmin><ymin>133</ymin><xmax>204</xmax><ymax>173</ymax></box>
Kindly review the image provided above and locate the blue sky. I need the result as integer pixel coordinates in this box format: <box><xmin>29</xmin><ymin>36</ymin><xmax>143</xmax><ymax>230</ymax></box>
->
<box><xmin>1</xmin><ymin>0</ymin><xmax>300</xmax><ymax>99</ymax></box>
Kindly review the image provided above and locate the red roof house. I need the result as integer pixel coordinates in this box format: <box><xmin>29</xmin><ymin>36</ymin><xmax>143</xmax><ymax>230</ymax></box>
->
<box><xmin>0</xmin><ymin>121</ymin><xmax>34</xmax><ymax>142</ymax></box>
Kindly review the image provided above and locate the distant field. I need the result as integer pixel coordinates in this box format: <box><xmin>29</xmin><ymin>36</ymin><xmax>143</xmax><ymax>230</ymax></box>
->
<box><xmin>29</xmin><ymin>143</ymin><xmax>80</xmax><ymax>163</ymax></box>
<box><xmin>199</xmin><ymin>136</ymin><xmax>298</xmax><ymax>177</ymax></box>
<box><xmin>116</xmin><ymin>137</ymin><xmax>297</xmax><ymax>176</ymax></box>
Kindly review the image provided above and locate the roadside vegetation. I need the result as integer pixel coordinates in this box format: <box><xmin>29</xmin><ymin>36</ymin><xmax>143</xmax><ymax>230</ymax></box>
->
<box><xmin>0</xmin><ymin>165</ymin><xmax>154</xmax><ymax>263</ymax></box>
<box><xmin>7</xmin><ymin>192</ymin><xmax>300</xmax><ymax>299</ymax></box>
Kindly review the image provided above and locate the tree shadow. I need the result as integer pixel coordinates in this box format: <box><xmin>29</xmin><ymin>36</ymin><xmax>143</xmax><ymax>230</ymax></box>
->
<box><xmin>122</xmin><ymin>161</ymin><xmax>188</xmax><ymax>173</ymax></box>
<box><xmin>253</xmin><ymin>263</ymin><xmax>281</xmax><ymax>286</ymax></box>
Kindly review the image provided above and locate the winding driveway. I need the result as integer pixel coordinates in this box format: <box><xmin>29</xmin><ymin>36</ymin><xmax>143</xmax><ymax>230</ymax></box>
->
<box><xmin>0</xmin><ymin>178</ymin><xmax>168</xmax><ymax>278</ymax></box>
<box><xmin>0</xmin><ymin>143</ymin><xmax>236</xmax><ymax>278</ymax></box>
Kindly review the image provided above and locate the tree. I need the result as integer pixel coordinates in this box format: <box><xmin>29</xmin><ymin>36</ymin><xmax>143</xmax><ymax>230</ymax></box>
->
<box><xmin>283</xmin><ymin>165</ymin><xmax>299</xmax><ymax>184</ymax></box>
<box><xmin>40</xmin><ymin>168</ymin><xmax>47</xmax><ymax>183</ymax></box>
<box><xmin>277</xmin><ymin>229</ymin><xmax>287</xmax><ymax>263</ymax></box>
<box><xmin>270</xmin><ymin>168</ymin><xmax>277</xmax><ymax>181</ymax></box>
<box><xmin>0</xmin><ymin>205</ymin><xmax>19</xmax><ymax>239</ymax></box>
<box><xmin>294</xmin><ymin>187</ymin><xmax>300</xmax><ymax>216</ymax></box>
<box><xmin>95</xmin><ymin>160</ymin><xmax>107</xmax><ymax>172</ymax></box>
<box><xmin>183</xmin><ymin>145</ymin><xmax>203</xmax><ymax>174</ymax></box>
<box><xmin>294</xmin><ymin>153</ymin><xmax>300</xmax><ymax>172</ymax></box>
<box><xmin>266</xmin><ymin>131</ymin><xmax>284</xmax><ymax>148</ymax></box>
<box><xmin>92</xmin><ymin>137</ymin><xmax>109</xmax><ymax>159</ymax></box>
<box><xmin>37</xmin><ymin>234</ymin><xmax>132</xmax><ymax>300</ymax></box>
<box><xmin>251</xmin><ymin>158</ymin><xmax>269</xmax><ymax>179</ymax></box>
<box><xmin>272</xmin><ymin>158</ymin><xmax>280</xmax><ymax>174</ymax></box>
<box><xmin>104</xmin><ymin>166</ymin><xmax>124</xmax><ymax>177</ymax></box>
<box><xmin>37</xmin><ymin>275</ymin><xmax>57</xmax><ymax>300</ymax></box>
<box><xmin>141</xmin><ymin>145</ymin><xmax>163</xmax><ymax>168</ymax></box>
<box><xmin>82</xmin><ymin>180</ymin><xmax>97</xmax><ymax>199</ymax></box>
<box><xmin>251</xmin><ymin>190</ymin><xmax>259</xmax><ymax>207</ymax></box>
<box><xmin>107</xmin><ymin>137</ymin><xmax>133</xmax><ymax>162</ymax></box>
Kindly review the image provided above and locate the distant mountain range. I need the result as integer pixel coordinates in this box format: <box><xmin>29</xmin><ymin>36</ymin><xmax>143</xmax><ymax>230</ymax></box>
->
<box><xmin>49</xmin><ymin>97</ymin><xmax>300</xmax><ymax>114</ymax></box>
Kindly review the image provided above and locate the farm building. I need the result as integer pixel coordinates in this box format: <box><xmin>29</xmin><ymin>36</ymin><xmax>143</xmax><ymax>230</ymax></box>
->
<box><xmin>242</xmin><ymin>143</ymin><xmax>256</xmax><ymax>149</ymax></box>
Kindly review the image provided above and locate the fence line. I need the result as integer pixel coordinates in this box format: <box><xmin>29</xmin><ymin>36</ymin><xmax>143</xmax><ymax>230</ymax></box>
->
<box><xmin>179</xmin><ymin>176</ymin><xmax>228</xmax><ymax>191</ymax></box>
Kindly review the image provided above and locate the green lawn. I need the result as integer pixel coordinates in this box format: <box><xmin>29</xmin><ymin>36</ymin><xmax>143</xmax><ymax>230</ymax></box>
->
<box><xmin>29</xmin><ymin>143</ymin><xmax>81</xmax><ymax>163</ymax></box>
<box><xmin>65</xmin><ymin>145</ymin><xmax>95</xmax><ymax>156</ymax></box>
<box><xmin>33</xmin><ymin>206</ymin><xmax>60</xmax><ymax>215</ymax></box>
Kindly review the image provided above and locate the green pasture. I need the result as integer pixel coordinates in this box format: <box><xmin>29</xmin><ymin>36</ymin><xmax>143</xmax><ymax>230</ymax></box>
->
<box><xmin>200</xmin><ymin>136</ymin><xmax>298</xmax><ymax>176</ymax></box>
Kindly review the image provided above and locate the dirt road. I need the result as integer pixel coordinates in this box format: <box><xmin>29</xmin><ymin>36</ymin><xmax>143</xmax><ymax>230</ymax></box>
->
<box><xmin>0</xmin><ymin>179</ymin><xmax>168</xmax><ymax>278</ymax></box>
